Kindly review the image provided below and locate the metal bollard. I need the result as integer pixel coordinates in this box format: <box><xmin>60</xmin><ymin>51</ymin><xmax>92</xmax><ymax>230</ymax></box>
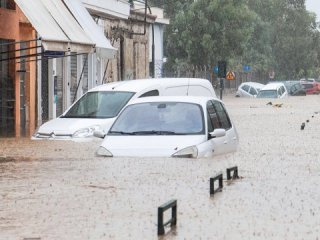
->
<box><xmin>226</xmin><ymin>166</ymin><xmax>239</xmax><ymax>180</ymax></box>
<box><xmin>158</xmin><ymin>199</ymin><xmax>177</xmax><ymax>235</ymax></box>
<box><xmin>210</xmin><ymin>173</ymin><xmax>223</xmax><ymax>195</ymax></box>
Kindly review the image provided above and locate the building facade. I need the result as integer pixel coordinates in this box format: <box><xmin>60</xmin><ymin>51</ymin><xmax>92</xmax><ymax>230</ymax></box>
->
<box><xmin>83</xmin><ymin>0</ymin><xmax>155</xmax><ymax>82</ymax></box>
<box><xmin>0</xmin><ymin>0</ymin><xmax>37</xmax><ymax>137</ymax></box>
<box><xmin>1</xmin><ymin>0</ymin><xmax>163</xmax><ymax>137</ymax></box>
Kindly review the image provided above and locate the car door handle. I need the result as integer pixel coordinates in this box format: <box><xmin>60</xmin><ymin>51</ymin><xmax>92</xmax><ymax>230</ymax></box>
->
<box><xmin>232</xmin><ymin>137</ymin><xmax>237</xmax><ymax>140</ymax></box>
<box><xmin>223</xmin><ymin>141</ymin><xmax>227</xmax><ymax>144</ymax></box>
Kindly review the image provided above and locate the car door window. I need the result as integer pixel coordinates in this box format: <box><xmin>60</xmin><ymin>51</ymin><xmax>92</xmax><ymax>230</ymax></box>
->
<box><xmin>277</xmin><ymin>88</ymin><xmax>281</xmax><ymax>97</ymax></box>
<box><xmin>138</xmin><ymin>90</ymin><xmax>159</xmax><ymax>97</ymax></box>
<box><xmin>249</xmin><ymin>87</ymin><xmax>257</xmax><ymax>95</ymax></box>
<box><xmin>206</xmin><ymin>101</ymin><xmax>220</xmax><ymax>132</ymax></box>
<box><xmin>241</xmin><ymin>84</ymin><xmax>250</xmax><ymax>93</ymax></box>
<box><xmin>212</xmin><ymin>101</ymin><xmax>232</xmax><ymax>130</ymax></box>
<box><xmin>207</xmin><ymin>100</ymin><xmax>232</xmax><ymax>131</ymax></box>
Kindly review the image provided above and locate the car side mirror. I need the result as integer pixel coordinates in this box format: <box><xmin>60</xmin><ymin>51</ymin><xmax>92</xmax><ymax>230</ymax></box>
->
<box><xmin>209</xmin><ymin>128</ymin><xmax>226</xmax><ymax>139</ymax></box>
<box><xmin>93</xmin><ymin>129</ymin><xmax>106</xmax><ymax>139</ymax></box>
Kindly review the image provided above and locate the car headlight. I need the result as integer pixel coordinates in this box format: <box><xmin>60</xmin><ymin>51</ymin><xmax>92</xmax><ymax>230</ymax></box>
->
<box><xmin>72</xmin><ymin>125</ymin><xmax>100</xmax><ymax>138</ymax></box>
<box><xmin>172</xmin><ymin>146</ymin><xmax>198</xmax><ymax>158</ymax></box>
<box><xmin>95</xmin><ymin>146</ymin><xmax>113</xmax><ymax>157</ymax></box>
<box><xmin>31</xmin><ymin>126</ymin><xmax>41</xmax><ymax>139</ymax></box>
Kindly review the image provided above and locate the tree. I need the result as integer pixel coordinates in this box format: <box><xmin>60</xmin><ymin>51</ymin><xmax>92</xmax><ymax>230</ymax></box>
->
<box><xmin>160</xmin><ymin>0</ymin><xmax>320</xmax><ymax>79</ymax></box>
<box><xmin>165</xmin><ymin>0</ymin><xmax>256</xmax><ymax>73</ymax></box>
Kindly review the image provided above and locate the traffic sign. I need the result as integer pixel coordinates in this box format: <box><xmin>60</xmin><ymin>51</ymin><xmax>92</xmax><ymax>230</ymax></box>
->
<box><xmin>243</xmin><ymin>65</ymin><xmax>251</xmax><ymax>72</ymax></box>
<box><xmin>226</xmin><ymin>71</ymin><xmax>235</xmax><ymax>81</ymax></box>
<box><xmin>213</xmin><ymin>66</ymin><xmax>219</xmax><ymax>74</ymax></box>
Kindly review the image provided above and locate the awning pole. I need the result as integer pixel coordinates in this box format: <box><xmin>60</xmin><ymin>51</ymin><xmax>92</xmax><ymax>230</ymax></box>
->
<box><xmin>0</xmin><ymin>38</ymin><xmax>41</xmax><ymax>47</ymax></box>
<box><xmin>15</xmin><ymin>52</ymin><xmax>86</xmax><ymax>64</ymax></box>
<box><xmin>0</xmin><ymin>45</ymin><xmax>42</xmax><ymax>55</ymax></box>
<box><xmin>0</xmin><ymin>52</ymin><xmax>42</xmax><ymax>62</ymax></box>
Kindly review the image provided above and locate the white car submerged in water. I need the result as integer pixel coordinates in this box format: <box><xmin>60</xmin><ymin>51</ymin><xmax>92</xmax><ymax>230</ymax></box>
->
<box><xmin>32</xmin><ymin>78</ymin><xmax>217</xmax><ymax>140</ymax></box>
<box><xmin>95</xmin><ymin>96</ymin><xmax>239</xmax><ymax>158</ymax></box>
<box><xmin>236</xmin><ymin>82</ymin><xmax>265</xmax><ymax>98</ymax></box>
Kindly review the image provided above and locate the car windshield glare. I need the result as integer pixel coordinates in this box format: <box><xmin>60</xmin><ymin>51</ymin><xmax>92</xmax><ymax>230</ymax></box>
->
<box><xmin>62</xmin><ymin>91</ymin><xmax>135</xmax><ymax>118</ymax></box>
<box><xmin>109</xmin><ymin>102</ymin><xmax>205</xmax><ymax>135</ymax></box>
<box><xmin>257</xmin><ymin>90</ymin><xmax>278</xmax><ymax>98</ymax></box>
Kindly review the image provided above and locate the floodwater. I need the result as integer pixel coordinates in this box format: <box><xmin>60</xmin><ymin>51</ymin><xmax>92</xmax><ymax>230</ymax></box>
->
<box><xmin>1</xmin><ymin>94</ymin><xmax>320</xmax><ymax>240</ymax></box>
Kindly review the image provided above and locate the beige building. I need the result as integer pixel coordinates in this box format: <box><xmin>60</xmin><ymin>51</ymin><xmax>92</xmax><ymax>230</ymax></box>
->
<box><xmin>83</xmin><ymin>0</ymin><xmax>156</xmax><ymax>82</ymax></box>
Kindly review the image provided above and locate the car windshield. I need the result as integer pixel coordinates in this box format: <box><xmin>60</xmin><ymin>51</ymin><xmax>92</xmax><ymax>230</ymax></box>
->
<box><xmin>62</xmin><ymin>91</ymin><xmax>135</xmax><ymax>118</ymax></box>
<box><xmin>109</xmin><ymin>102</ymin><xmax>205</xmax><ymax>135</ymax></box>
<box><xmin>257</xmin><ymin>90</ymin><xmax>278</xmax><ymax>98</ymax></box>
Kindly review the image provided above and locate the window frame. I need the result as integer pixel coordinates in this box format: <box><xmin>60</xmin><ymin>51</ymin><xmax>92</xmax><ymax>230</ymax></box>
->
<box><xmin>207</xmin><ymin>100</ymin><xmax>232</xmax><ymax>132</ymax></box>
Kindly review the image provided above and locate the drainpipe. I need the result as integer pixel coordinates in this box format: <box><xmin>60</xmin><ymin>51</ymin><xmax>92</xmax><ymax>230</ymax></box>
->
<box><xmin>130</xmin><ymin>0</ymin><xmax>155</xmax><ymax>78</ymax></box>
<box><xmin>148</xmin><ymin>4</ymin><xmax>155</xmax><ymax>78</ymax></box>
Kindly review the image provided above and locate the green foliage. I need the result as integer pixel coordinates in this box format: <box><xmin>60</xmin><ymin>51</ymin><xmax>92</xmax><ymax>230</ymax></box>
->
<box><xmin>162</xmin><ymin>0</ymin><xmax>320</xmax><ymax>80</ymax></box>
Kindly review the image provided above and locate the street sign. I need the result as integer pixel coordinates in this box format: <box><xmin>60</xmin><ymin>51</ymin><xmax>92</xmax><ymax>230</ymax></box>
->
<box><xmin>213</xmin><ymin>66</ymin><xmax>219</xmax><ymax>74</ymax></box>
<box><xmin>226</xmin><ymin>71</ymin><xmax>235</xmax><ymax>81</ymax></box>
<box><xmin>43</xmin><ymin>51</ymin><xmax>65</xmax><ymax>58</ymax></box>
<box><xmin>243</xmin><ymin>65</ymin><xmax>251</xmax><ymax>72</ymax></box>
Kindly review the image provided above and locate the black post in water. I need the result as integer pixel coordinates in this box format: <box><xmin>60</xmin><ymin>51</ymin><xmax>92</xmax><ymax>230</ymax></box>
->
<box><xmin>158</xmin><ymin>199</ymin><xmax>177</xmax><ymax>235</ymax></box>
<box><xmin>226</xmin><ymin>166</ymin><xmax>239</xmax><ymax>180</ymax></box>
<box><xmin>210</xmin><ymin>173</ymin><xmax>223</xmax><ymax>195</ymax></box>
<box><xmin>220</xmin><ymin>78</ymin><xmax>224</xmax><ymax>100</ymax></box>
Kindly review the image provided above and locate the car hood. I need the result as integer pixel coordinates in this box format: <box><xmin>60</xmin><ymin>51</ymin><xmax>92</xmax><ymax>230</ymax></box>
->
<box><xmin>37</xmin><ymin>117</ymin><xmax>115</xmax><ymax>135</ymax></box>
<box><xmin>100</xmin><ymin>135</ymin><xmax>205</xmax><ymax>157</ymax></box>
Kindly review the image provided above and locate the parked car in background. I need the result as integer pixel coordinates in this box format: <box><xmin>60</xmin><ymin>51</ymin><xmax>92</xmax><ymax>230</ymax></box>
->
<box><xmin>95</xmin><ymin>96</ymin><xmax>239</xmax><ymax>158</ymax></box>
<box><xmin>32</xmin><ymin>78</ymin><xmax>217</xmax><ymax>140</ymax></box>
<box><xmin>283</xmin><ymin>81</ymin><xmax>306</xmax><ymax>96</ymax></box>
<box><xmin>300</xmin><ymin>81</ymin><xmax>320</xmax><ymax>95</ymax></box>
<box><xmin>256</xmin><ymin>82</ymin><xmax>288</xmax><ymax>98</ymax></box>
<box><xmin>236</xmin><ymin>82</ymin><xmax>265</xmax><ymax>98</ymax></box>
<box><xmin>300</xmin><ymin>78</ymin><xmax>316</xmax><ymax>84</ymax></box>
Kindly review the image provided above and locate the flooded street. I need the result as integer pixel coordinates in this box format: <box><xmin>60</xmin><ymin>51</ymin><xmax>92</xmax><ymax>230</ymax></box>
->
<box><xmin>1</xmin><ymin>94</ymin><xmax>320</xmax><ymax>240</ymax></box>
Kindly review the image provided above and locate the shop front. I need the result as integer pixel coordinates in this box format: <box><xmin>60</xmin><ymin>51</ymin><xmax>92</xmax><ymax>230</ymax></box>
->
<box><xmin>14</xmin><ymin>0</ymin><xmax>117</xmax><ymax>131</ymax></box>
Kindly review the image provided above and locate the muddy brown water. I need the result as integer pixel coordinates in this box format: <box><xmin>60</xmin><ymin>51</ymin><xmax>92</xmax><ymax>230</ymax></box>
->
<box><xmin>1</xmin><ymin>95</ymin><xmax>320</xmax><ymax>239</ymax></box>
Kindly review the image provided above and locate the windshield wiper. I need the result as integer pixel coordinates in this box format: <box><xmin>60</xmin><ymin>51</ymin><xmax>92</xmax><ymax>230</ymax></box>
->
<box><xmin>131</xmin><ymin>130</ymin><xmax>186</xmax><ymax>135</ymax></box>
<box><xmin>61</xmin><ymin>110</ymin><xmax>99</xmax><ymax>118</ymax></box>
<box><xmin>108</xmin><ymin>131</ymin><xmax>136</xmax><ymax>135</ymax></box>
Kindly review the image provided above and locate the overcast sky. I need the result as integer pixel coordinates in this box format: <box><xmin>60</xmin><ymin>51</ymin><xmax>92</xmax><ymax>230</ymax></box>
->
<box><xmin>306</xmin><ymin>0</ymin><xmax>320</xmax><ymax>21</ymax></box>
